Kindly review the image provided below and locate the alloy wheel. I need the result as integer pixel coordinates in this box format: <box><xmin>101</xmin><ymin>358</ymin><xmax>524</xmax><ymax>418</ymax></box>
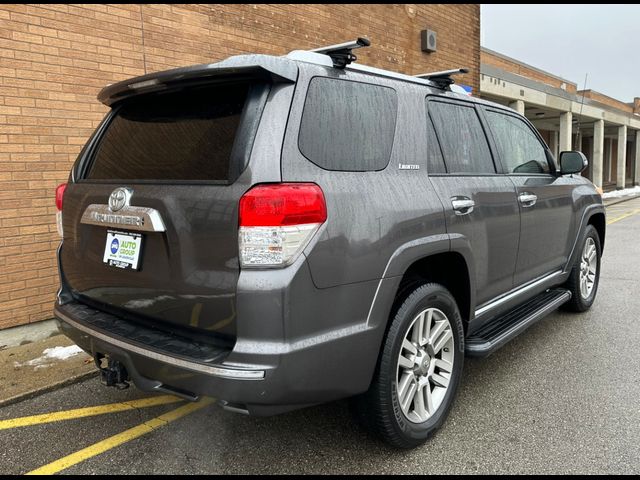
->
<box><xmin>579</xmin><ymin>237</ymin><xmax>597</xmax><ymax>300</ymax></box>
<box><xmin>396</xmin><ymin>308</ymin><xmax>454</xmax><ymax>423</ymax></box>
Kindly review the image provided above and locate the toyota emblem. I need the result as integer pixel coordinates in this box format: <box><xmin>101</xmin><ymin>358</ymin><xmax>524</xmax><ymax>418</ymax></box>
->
<box><xmin>108</xmin><ymin>187</ymin><xmax>132</xmax><ymax>212</ymax></box>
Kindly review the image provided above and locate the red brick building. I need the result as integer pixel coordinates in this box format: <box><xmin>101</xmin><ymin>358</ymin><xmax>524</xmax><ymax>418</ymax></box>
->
<box><xmin>0</xmin><ymin>4</ymin><xmax>481</xmax><ymax>329</ymax></box>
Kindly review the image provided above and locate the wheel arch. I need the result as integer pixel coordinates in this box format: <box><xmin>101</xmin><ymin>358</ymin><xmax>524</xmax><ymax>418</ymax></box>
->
<box><xmin>564</xmin><ymin>204</ymin><xmax>606</xmax><ymax>274</ymax></box>
<box><xmin>392</xmin><ymin>252</ymin><xmax>472</xmax><ymax>332</ymax></box>
<box><xmin>587</xmin><ymin>211</ymin><xmax>605</xmax><ymax>253</ymax></box>
<box><xmin>368</xmin><ymin>234</ymin><xmax>475</xmax><ymax>331</ymax></box>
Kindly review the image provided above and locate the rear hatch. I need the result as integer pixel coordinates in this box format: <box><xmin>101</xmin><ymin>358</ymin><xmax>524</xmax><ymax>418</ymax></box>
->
<box><xmin>59</xmin><ymin>64</ymin><xmax>293</xmax><ymax>343</ymax></box>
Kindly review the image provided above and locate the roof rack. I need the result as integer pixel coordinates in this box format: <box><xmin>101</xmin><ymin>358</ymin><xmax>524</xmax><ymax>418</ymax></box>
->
<box><xmin>310</xmin><ymin>37</ymin><xmax>370</xmax><ymax>69</ymax></box>
<box><xmin>415</xmin><ymin>68</ymin><xmax>469</xmax><ymax>89</ymax></box>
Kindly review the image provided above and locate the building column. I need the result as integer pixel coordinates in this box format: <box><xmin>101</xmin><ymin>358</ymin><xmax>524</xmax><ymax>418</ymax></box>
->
<box><xmin>592</xmin><ymin>120</ymin><xmax>604</xmax><ymax>188</ymax></box>
<box><xmin>608</xmin><ymin>138</ymin><xmax>614</xmax><ymax>183</ymax></box>
<box><xmin>635</xmin><ymin>130</ymin><xmax>640</xmax><ymax>186</ymax></box>
<box><xmin>560</xmin><ymin>112</ymin><xmax>572</xmax><ymax>152</ymax></box>
<box><xmin>549</xmin><ymin>130</ymin><xmax>559</xmax><ymax>159</ymax></box>
<box><xmin>509</xmin><ymin>100</ymin><xmax>525</xmax><ymax>115</ymax></box>
<box><xmin>617</xmin><ymin>125</ymin><xmax>627</xmax><ymax>189</ymax></box>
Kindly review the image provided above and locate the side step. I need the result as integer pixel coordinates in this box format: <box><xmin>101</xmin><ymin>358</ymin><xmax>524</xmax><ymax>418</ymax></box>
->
<box><xmin>465</xmin><ymin>288</ymin><xmax>572</xmax><ymax>357</ymax></box>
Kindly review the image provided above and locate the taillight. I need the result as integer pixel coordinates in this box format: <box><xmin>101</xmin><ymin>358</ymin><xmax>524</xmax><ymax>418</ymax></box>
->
<box><xmin>55</xmin><ymin>183</ymin><xmax>66</xmax><ymax>237</ymax></box>
<box><xmin>238</xmin><ymin>183</ymin><xmax>327</xmax><ymax>267</ymax></box>
<box><xmin>55</xmin><ymin>183</ymin><xmax>66</xmax><ymax>211</ymax></box>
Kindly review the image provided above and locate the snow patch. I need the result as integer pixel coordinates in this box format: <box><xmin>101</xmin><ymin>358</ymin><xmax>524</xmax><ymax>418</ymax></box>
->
<box><xmin>41</xmin><ymin>345</ymin><xmax>84</xmax><ymax>361</ymax></box>
<box><xmin>602</xmin><ymin>185</ymin><xmax>640</xmax><ymax>200</ymax></box>
<box><xmin>34</xmin><ymin>363</ymin><xmax>54</xmax><ymax>370</ymax></box>
<box><xmin>14</xmin><ymin>345</ymin><xmax>84</xmax><ymax>369</ymax></box>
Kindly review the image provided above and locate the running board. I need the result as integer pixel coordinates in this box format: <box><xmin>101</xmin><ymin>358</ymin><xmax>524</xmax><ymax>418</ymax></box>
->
<box><xmin>465</xmin><ymin>288</ymin><xmax>572</xmax><ymax>357</ymax></box>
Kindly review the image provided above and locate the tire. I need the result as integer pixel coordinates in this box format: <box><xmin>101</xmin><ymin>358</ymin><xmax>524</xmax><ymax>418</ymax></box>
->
<box><xmin>354</xmin><ymin>283</ymin><xmax>465</xmax><ymax>449</ymax></box>
<box><xmin>562</xmin><ymin>224</ymin><xmax>601</xmax><ymax>312</ymax></box>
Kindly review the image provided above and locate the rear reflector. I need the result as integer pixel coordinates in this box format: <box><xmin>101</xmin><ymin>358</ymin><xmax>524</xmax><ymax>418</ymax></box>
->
<box><xmin>55</xmin><ymin>183</ymin><xmax>67</xmax><ymax>237</ymax></box>
<box><xmin>239</xmin><ymin>183</ymin><xmax>326</xmax><ymax>267</ymax></box>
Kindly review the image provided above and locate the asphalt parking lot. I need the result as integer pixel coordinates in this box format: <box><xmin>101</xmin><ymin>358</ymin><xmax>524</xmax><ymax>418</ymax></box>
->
<box><xmin>1</xmin><ymin>198</ymin><xmax>639</xmax><ymax>475</ymax></box>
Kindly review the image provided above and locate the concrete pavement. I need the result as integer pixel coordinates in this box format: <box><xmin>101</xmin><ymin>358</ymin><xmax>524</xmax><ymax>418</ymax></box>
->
<box><xmin>0</xmin><ymin>334</ymin><xmax>95</xmax><ymax>408</ymax></box>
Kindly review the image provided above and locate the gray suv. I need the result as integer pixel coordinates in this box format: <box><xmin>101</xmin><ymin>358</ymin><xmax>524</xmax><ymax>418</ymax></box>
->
<box><xmin>54</xmin><ymin>40</ymin><xmax>605</xmax><ymax>448</ymax></box>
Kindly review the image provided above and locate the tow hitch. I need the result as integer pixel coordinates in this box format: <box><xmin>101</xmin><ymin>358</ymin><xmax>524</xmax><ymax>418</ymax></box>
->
<box><xmin>94</xmin><ymin>353</ymin><xmax>130</xmax><ymax>390</ymax></box>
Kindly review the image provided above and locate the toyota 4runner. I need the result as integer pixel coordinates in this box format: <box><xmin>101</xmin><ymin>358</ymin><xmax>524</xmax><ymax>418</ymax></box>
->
<box><xmin>53</xmin><ymin>39</ymin><xmax>605</xmax><ymax>448</ymax></box>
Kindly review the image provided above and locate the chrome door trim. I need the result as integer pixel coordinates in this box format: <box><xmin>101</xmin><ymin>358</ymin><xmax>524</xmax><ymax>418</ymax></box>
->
<box><xmin>474</xmin><ymin>270</ymin><xmax>563</xmax><ymax>318</ymax></box>
<box><xmin>81</xmin><ymin>204</ymin><xmax>166</xmax><ymax>232</ymax></box>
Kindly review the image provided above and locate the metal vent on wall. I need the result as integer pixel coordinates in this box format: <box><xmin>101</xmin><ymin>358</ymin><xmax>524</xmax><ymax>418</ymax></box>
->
<box><xmin>421</xmin><ymin>29</ymin><xmax>437</xmax><ymax>53</ymax></box>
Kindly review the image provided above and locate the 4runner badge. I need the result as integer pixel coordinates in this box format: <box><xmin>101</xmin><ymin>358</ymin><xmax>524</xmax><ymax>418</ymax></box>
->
<box><xmin>399</xmin><ymin>163</ymin><xmax>420</xmax><ymax>170</ymax></box>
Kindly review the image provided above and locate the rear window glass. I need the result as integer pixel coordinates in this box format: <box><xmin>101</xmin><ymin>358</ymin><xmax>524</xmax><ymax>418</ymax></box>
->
<box><xmin>85</xmin><ymin>83</ymin><xmax>253</xmax><ymax>182</ymax></box>
<box><xmin>428</xmin><ymin>101</ymin><xmax>495</xmax><ymax>174</ymax></box>
<box><xmin>298</xmin><ymin>77</ymin><xmax>397</xmax><ymax>171</ymax></box>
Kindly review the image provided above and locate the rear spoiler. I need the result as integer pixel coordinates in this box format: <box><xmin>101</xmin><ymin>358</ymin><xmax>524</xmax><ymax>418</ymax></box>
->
<box><xmin>97</xmin><ymin>54</ymin><xmax>298</xmax><ymax>106</ymax></box>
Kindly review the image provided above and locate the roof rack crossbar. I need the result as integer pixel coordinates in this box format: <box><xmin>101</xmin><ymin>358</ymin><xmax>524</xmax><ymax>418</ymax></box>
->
<box><xmin>415</xmin><ymin>68</ymin><xmax>469</xmax><ymax>80</ymax></box>
<box><xmin>310</xmin><ymin>37</ymin><xmax>370</xmax><ymax>69</ymax></box>
<box><xmin>415</xmin><ymin>68</ymin><xmax>469</xmax><ymax>88</ymax></box>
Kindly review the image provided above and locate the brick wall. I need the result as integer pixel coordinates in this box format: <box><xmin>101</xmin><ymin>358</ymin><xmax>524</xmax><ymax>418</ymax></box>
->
<box><xmin>577</xmin><ymin>90</ymin><xmax>634</xmax><ymax>114</ymax></box>
<box><xmin>481</xmin><ymin>47</ymin><xmax>577</xmax><ymax>94</ymax></box>
<box><xmin>0</xmin><ymin>4</ymin><xmax>480</xmax><ymax>329</ymax></box>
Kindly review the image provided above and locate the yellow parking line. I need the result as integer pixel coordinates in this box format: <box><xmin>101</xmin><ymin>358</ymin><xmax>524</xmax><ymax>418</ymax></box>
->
<box><xmin>0</xmin><ymin>395</ymin><xmax>182</xmax><ymax>431</ymax></box>
<box><xmin>25</xmin><ymin>397</ymin><xmax>214</xmax><ymax>475</ymax></box>
<box><xmin>606</xmin><ymin>208</ymin><xmax>640</xmax><ymax>225</ymax></box>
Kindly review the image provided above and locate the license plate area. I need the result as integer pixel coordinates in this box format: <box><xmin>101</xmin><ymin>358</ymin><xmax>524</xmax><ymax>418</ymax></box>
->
<box><xmin>103</xmin><ymin>230</ymin><xmax>143</xmax><ymax>270</ymax></box>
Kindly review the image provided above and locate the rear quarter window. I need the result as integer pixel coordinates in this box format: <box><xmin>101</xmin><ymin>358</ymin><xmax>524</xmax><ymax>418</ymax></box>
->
<box><xmin>298</xmin><ymin>77</ymin><xmax>398</xmax><ymax>171</ymax></box>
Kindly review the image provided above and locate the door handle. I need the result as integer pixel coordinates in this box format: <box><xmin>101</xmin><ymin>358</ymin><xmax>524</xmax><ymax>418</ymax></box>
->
<box><xmin>519</xmin><ymin>193</ymin><xmax>537</xmax><ymax>207</ymax></box>
<box><xmin>451</xmin><ymin>198</ymin><xmax>475</xmax><ymax>215</ymax></box>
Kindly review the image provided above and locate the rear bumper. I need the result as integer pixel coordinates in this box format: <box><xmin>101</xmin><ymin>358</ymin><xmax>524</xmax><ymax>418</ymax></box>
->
<box><xmin>55</xmin><ymin>304</ymin><xmax>282</xmax><ymax>414</ymax></box>
<box><xmin>54</xmin><ymin>291</ymin><xmax>385</xmax><ymax>415</ymax></box>
<box><xmin>55</xmin><ymin>305</ymin><xmax>263</xmax><ymax>381</ymax></box>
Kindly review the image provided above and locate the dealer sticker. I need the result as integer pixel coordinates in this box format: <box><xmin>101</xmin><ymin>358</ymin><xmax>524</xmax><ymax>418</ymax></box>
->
<box><xmin>103</xmin><ymin>230</ymin><xmax>142</xmax><ymax>270</ymax></box>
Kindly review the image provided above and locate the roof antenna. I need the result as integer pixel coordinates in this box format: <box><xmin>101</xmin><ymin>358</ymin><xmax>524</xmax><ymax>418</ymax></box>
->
<box><xmin>575</xmin><ymin>73</ymin><xmax>588</xmax><ymax>150</ymax></box>
<box><xmin>310</xmin><ymin>38</ymin><xmax>371</xmax><ymax>69</ymax></box>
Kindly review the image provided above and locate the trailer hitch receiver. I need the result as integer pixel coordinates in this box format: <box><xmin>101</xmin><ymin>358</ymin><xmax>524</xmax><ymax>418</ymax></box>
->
<box><xmin>94</xmin><ymin>353</ymin><xmax>130</xmax><ymax>390</ymax></box>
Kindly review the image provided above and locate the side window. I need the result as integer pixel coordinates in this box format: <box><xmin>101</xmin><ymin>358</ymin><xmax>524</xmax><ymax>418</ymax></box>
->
<box><xmin>485</xmin><ymin>110</ymin><xmax>550</xmax><ymax>174</ymax></box>
<box><xmin>426</xmin><ymin>117</ymin><xmax>446</xmax><ymax>173</ymax></box>
<box><xmin>298</xmin><ymin>77</ymin><xmax>398</xmax><ymax>171</ymax></box>
<box><xmin>428</xmin><ymin>101</ymin><xmax>495</xmax><ymax>174</ymax></box>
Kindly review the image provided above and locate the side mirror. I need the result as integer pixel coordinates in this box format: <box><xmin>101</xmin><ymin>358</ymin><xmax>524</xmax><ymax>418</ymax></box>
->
<box><xmin>559</xmin><ymin>151</ymin><xmax>588</xmax><ymax>175</ymax></box>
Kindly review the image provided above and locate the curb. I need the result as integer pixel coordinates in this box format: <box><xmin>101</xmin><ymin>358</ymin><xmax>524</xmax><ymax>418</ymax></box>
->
<box><xmin>603</xmin><ymin>194</ymin><xmax>640</xmax><ymax>208</ymax></box>
<box><xmin>0</xmin><ymin>370</ymin><xmax>98</xmax><ymax>409</ymax></box>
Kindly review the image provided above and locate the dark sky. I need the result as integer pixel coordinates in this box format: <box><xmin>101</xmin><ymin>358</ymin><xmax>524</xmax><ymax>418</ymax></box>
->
<box><xmin>481</xmin><ymin>4</ymin><xmax>640</xmax><ymax>102</ymax></box>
